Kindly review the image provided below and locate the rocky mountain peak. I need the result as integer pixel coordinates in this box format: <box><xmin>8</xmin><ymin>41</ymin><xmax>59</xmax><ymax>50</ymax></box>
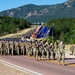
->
<box><xmin>64</xmin><ymin>0</ymin><xmax>75</xmax><ymax>7</ymax></box>
<box><xmin>66</xmin><ymin>0</ymin><xmax>75</xmax><ymax>4</ymax></box>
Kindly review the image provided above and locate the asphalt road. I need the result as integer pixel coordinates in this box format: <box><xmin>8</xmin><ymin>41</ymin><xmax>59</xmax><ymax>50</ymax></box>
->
<box><xmin>0</xmin><ymin>55</ymin><xmax>75</xmax><ymax>75</ymax></box>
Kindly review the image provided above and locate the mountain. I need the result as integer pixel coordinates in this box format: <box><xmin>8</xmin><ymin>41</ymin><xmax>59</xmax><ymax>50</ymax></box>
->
<box><xmin>0</xmin><ymin>0</ymin><xmax>75</xmax><ymax>23</ymax></box>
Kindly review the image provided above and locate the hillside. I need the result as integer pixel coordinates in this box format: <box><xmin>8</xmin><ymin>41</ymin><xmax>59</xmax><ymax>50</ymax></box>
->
<box><xmin>0</xmin><ymin>26</ymin><xmax>36</xmax><ymax>39</ymax></box>
<box><xmin>0</xmin><ymin>0</ymin><xmax>75</xmax><ymax>23</ymax></box>
<box><xmin>0</xmin><ymin>16</ymin><xmax>31</xmax><ymax>36</ymax></box>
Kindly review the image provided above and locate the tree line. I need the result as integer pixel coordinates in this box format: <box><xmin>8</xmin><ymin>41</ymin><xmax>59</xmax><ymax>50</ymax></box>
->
<box><xmin>0</xmin><ymin>16</ymin><xmax>31</xmax><ymax>36</ymax></box>
<box><xmin>47</xmin><ymin>18</ymin><xmax>75</xmax><ymax>44</ymax></box>
<box><xmin>0</xmin><ymin>16</ymin><xmax>75</xmax><ymax>44</ymax></box>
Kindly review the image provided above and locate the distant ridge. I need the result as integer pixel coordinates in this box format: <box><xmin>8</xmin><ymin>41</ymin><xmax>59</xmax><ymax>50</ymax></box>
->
<box><xmin>0</xmin><ymin>0</ymin><xmax>75</xmax><ymax>23</ymax></box>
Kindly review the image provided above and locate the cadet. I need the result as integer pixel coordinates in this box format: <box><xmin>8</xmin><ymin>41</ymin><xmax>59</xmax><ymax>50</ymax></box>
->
<box><xmin>57</xmin><ymin>41</ymin><xmax>65</xmax><ymax>65</ymax></box>
<box><xmin>70</xmin><ymin>45</ymin><xmax>75</xmax><ymax>55</ymax></box>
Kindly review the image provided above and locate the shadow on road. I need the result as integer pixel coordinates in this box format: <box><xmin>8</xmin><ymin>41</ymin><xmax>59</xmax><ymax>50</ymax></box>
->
<box><xmin>65</xmin><ymin>58</ymin><xmax>75</xmax><ymax>60</ymax></box>
<box><xmin>65</xmin><ymin>58</ymin><xmax>75</xmax><ymax>66</ymax></box>
<box><xmin>65</xmin><ymin>63</ymin><xmax>75</xmax><ymax>66</ymax></box>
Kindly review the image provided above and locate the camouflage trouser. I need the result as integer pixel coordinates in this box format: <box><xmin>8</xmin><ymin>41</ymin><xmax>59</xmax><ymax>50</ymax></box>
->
<box><xmin>31</xmin><ymin>49</ymin><xmax>33</xmax><ymax>56</ymax></box>
<box><xmin>0</xmin><ymin>48</ymin><xmax>2</xmax><ymax>55</ymax></box>
<box><xmin>54</xmin><ymin>49</ymin><xmax>58</xmax><ymax>59</ymax></box>
<box><xmin>26</xmin><ymin>47</ymin><xmax>28</xmax><ymax>55</ymax></box>
<box><xmin>10</xmin><ymin>47</ymin><xmax>14</xmax><ymax>55</ymax></box>
<box><xmin>57</xmin><ymin>52</ymin><xmax>65</xmax><ymax>63</ymax></box>
<box><xmin>39</xmin><ymin>50</ymin><xmax>42</xmax><ymax>59</ymax></box>
<box><xmin>57</xmin><ymin>52</ymin><xmax>61</xmax><ymax>63</ymax></box>
<box><xmin>28</xmin><ymin>50</ymin><xmax>31</xmax><ymax>56</ymax></box>
<box><xmin>46</xmin><ymin>51</ymin><xmax>50</xmax><ymax>60</ymax></box>
<box><xmin>61</xmin><ymin>52</ymin><xmax>65</xmax><ymax>63</ymax></box>
<box><xmin>33</xmin><ymin>48</ymin><xmax>36</xmax><ymax>58</ymax></box>
<box><xmin>21</xmin><ymin>48</ymin><xmax>25</xmax><ymax>55</ymax></box>
<box><xmin>5</xmin><ymin>48</ymin><xmax>8</xmax><ymax>55</ymax></box>
<box><xmin>16</xmin><ymin>48</ymin><xmax>19</xmax><ymax>55</ymax></box>
<box><xmin>7</xmin><ymin>48</ymin><xmax>10</xmax><ymax>55</ymax></box>
<box><xmin>70</xmin><ymin>49</ymin><xmax>74</xmax><ymax>55</ymax></box>
<box><xmin>55</xmin><ymin>51</ymin><xmax>58</xmax><ymax>59</ymax></box>
<box><xmin>42</xmin><ymin>50</ymin><xmax>45</xmax><ymax>59</ymax></box>
<box><xmin>51</xmin><ymin>50</ymin><xmax>54</xmax><ymax>60</ymax></box>
<box><xmin>36</xmin><ymin>49</ymin><xmax>39</xmax><ymax>59</ymax></box>
<box><xmin>3</xmin><ymin>48</ymin><xmax>6</xmax><ymax>55</ymax></box>
<box><xmin>30</xmin><ymin>49</ymin><xmax>32</xmax><ymax>56</ymax></box>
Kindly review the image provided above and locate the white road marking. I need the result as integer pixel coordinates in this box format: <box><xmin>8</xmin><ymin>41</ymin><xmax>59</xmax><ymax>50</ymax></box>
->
<box><xmin>0</xmin><ymin>59</ymin><xmax>43</xmax><ymax>75</ymax></box>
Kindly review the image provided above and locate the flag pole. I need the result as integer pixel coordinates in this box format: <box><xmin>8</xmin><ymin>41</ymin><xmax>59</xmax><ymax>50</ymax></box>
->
<box><xmin>52</xmin><ymin>23</ymin><xmax>54</xmax><ymax>44</ymax></box>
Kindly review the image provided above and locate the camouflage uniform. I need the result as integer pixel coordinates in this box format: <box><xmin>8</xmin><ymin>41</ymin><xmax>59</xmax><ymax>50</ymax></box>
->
<box><xmin>57</xmin><ymin>41</ymin><xmax>65</xmax><ymax>65</ymax></box>
<box><xmin>70</xmin><ymin>45</ymin><xmax>75</xmax><ymax>55</ymax></box>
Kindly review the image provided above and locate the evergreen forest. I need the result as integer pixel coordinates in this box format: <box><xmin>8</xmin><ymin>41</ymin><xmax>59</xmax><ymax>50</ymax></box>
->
<box><xmin>0</xmin><ymin>16</ymin><xmax>31</xmax><ymax>36</ymax></box>
<box><xmin>47</xmin><ymin>18</ymin><xmax>75</xmax><ymax>44</ymax></box>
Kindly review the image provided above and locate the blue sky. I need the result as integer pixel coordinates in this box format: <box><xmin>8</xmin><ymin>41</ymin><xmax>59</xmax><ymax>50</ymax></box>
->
<box><xmin>0</xmin><ymin>0</ymin><xmax>67</xmax><ymax>12</ymax></box>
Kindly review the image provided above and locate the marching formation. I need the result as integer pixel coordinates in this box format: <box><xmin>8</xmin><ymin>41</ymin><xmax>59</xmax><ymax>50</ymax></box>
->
<box><xmin>0</xmin><ymin>39</ymin><xmax>65</xmax><ymax>65</ymax></box>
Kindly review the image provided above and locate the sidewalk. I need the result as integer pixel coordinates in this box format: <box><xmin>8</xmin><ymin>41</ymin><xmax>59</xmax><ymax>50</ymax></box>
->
<box><xmin>65</xmin><ymin>52</ymin><xmax>75</xmax><ymax>58</ymax></box>
<box><xmin>65</xmin><ymin>52</ymin><xmax>75</xmax><ymax>66</ymax></box>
